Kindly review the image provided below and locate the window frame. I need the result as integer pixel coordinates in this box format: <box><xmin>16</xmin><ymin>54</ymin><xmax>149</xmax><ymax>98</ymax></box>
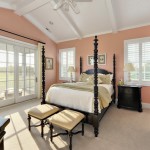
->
<box><xmin>59</xmin><ymin>47</ymin><xmax>76</xmax><ymax>81</ymax></box>
<box><xmin>124</xmin><ymin>37</ymin><xmax>150</xmax><ymax>86</ymax></box>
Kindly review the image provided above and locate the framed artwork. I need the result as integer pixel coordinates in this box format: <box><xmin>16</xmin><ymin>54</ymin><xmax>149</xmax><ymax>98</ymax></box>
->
<box><xmin>45</xmin><ymin>57</ymin><xmax>53</xmax><ymax>70</ymax></box>
<box><xmin>87</xmin><ymin>55</ymin><xmax>94</xmax><ymax>65</ymax></box>
<box><xmin>98</xmin><ymin>54</ymin><xmax>106</xmax><ymax>65</ymax></box>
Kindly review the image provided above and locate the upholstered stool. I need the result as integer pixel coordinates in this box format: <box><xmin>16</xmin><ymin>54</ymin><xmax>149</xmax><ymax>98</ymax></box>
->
<box><xmin>28</xmin><ymin>104</ymin><xmax>59</xmax><ymax>137</ymax></box>
<box><xmin>47</xmin><ymin>109</ymin><xmax>85</xmax><ymax>150</ymax></box>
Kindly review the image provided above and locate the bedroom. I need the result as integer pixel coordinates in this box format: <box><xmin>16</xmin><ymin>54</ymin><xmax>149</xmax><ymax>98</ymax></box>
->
<box><xmin>0</xmin><ymin>0</ymin><xmax>150</xmax><ymax>150</ymax></box>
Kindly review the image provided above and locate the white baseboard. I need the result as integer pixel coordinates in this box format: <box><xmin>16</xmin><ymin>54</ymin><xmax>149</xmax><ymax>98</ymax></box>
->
<box><xmin>142</xmin><ymin>103</ymin><xmax>150</xmax><ymax>109</ymax></box>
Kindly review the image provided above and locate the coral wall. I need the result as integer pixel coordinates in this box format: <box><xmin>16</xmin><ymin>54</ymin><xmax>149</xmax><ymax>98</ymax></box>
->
<box><xmin>0</xmin><ymin>8</ymin><xmax>57</xmax><ymax>91</ymax></box>
<box><xmin>57</xmin><ymin>26</ymin><xmax>150</xmax><ymax>103</ymax></box>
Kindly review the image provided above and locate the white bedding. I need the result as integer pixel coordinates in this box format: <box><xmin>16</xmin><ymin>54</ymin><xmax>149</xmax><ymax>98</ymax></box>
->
<box><xmin>46</xmin><ymin>83</ymin><xmax>113</xmax><ymax>113</ymax></box>
<box><xmin>99</xmin><ymin>84</ymin><xmax>114</xmax><ymax>95</ymax></box>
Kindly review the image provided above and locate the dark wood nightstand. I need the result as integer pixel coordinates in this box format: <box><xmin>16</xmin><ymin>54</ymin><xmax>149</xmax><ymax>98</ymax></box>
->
<box><xmin>117</xmin><ymin>85</ymin><xmax>142</xmax><ymax>112</ymax></box>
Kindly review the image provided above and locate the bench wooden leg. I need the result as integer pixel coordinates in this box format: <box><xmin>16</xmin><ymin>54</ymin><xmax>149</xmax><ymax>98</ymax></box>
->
<box><xmin>28</xmin><ymin>115</ymin><xmax>31</xmax><ymax>131</ymax></box>
<box><xmin>82</xmin><ymin>120</ymin><xmax>84</xmax><ymax>136</ymax></box>
<box><xmin>69</xmin><ymin>132</ymin><xmax>72</xmax><ymax>150</ymax></box>
<box><xmin>50</xmin><ymin>124</ymin><xmax>53</xmax><ymax>142</ymax></box>
<box><xmin>41</xmin><ymin>120</ymin><xmax>44</xmax><ymax>137</ymax></box>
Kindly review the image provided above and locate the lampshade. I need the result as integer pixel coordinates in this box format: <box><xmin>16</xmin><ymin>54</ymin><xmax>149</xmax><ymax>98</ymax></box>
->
<box><xmin>124</xmin><ymin>63</ymin><xmax>135</xmax><ymax>72</ymax></box>
<box><xmin>67</xmin><ymin>66</ymin><xmax>75</xmax><ymax>72</ymax></box>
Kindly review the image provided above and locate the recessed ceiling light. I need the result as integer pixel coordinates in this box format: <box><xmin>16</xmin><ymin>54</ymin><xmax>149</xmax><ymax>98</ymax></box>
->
<box><xmin>49</xmin><ymin>21</ymin><xmax>54</xmax><ymax>25</ymax></box>
<box><xmin>45</xmin><ymin>27</ymin><xmax>51</xmax><ymax>32</ymax></box>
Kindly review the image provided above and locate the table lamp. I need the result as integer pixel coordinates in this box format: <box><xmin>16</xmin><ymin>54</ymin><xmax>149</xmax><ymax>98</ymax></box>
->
<box><xmin>67</xmin><ymin>66</ymin><xmax>75</xmax><ymax>82</ymax></box>
<box><xmin>124</xmin><ymin>63</ymin><xmax>135</xmax><ymax>84</ymax></box>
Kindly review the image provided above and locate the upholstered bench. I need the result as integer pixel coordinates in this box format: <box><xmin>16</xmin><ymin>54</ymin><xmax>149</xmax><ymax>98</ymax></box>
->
<box><xmin>28</xmin><ymin>104</ymin><xmax>59</xmax><ymax>137</ymax></box>
<box><xmin>47</xmin><ymin>109</ymin><xmax>85</xmax><ymax>150</ymax></box>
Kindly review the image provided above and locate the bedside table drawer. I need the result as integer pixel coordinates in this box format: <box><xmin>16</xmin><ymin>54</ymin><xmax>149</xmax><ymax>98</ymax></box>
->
<box><xmin>120</xmin><ymin>88</ymin><xmax>132</xmax><ymax>94</ymax></box>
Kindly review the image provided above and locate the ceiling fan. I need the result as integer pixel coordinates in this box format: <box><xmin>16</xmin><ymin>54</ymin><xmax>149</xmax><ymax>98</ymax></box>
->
<box><xmin>53</xmin><ymin>0</ymin><xmax>92</xmax><ymax>14</ymax></box>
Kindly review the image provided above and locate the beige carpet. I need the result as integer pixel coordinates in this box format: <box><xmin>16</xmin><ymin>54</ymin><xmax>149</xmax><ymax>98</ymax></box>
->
<box><xmin>0</xmin><ymin>99</ymin><xmax>150</xmax><ymax>150</ymax></box>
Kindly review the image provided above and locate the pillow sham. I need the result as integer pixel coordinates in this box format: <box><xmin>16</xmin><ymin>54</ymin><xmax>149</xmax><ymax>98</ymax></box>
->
<box><xmin>98</xmin><ymin>74</ymin><xmax>113</xmax><ymax>84</ymax></box>
<box><xmin>79</xmin><ymin>73</ymin><xmax>91</xmax><ymax>82</ymax></box>
<box><xmin>87</xmin><ymin>75</ymin><xmax>102</xmax><ymax>85</ymax></box>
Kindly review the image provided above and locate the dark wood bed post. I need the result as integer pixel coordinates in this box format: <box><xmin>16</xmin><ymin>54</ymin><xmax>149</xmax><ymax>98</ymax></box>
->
<box><xmin>93</xmin><ymin>36</ymin><xmax>99</xmax><ymax>137</ymax></box>
<box><xmin>80</xmin><ymin>57</ymin><xmax>82</xmax><ymax>74</ymax></box>
<box><xmin>113</xmin><ymin>54</ymin><xmax>116</xmax><ymax>103</ymax></box>
<box><xmin>41</xmin><ymin>45</ymin><xmax>46</xmax><ymax>104</ymax></box>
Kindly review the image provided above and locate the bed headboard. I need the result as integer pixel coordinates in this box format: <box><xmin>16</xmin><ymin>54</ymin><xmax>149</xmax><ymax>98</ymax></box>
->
<box><xmin>83</xmin><ymin>68</ymin><xmax>112</xmax><ymax>75</ymax></box>
<box><xmin>79</xmin><ymin>54</ymin><xmax>116</xmax><ymax>103</ymax></box>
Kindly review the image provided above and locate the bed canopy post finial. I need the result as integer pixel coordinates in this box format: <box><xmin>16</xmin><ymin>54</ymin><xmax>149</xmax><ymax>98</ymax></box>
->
<box><xmin>80</xmin><ymin>57</ymin><xmax>82</xmax><ymax>74</ymax></box>
<box><xmin>41</xmin><ymin>45</ymin><xmax>46</xmax><ymax>104</ymax></box>
<box><xmin>93</xmin><ymin>36</ymin><xmax>99</xmax><ymax>137</ymax></box>
<box><xmin>113</xmin><ymin>54</ymin><xmax>116</xmax><ymax>103</ymax></box>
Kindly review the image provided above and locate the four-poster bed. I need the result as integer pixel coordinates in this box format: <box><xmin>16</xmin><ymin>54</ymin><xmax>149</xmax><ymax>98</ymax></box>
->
<box><xmin>41</xmin><ymin>36</ymin><xmax>116</xmax><ymax>137</ymax></box>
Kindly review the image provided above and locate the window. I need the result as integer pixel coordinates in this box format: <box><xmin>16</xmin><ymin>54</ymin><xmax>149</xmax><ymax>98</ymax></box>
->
<box><xmin>0</xmin><ymin>35</ymin><xmax>37</xmax><ymax>107</ymax></box>
<box><xmin>59</xmin><ymin>48</ymin><xmax>75</xmax><ymax>80</ymax></box>
<box><xmin>124</xmin><ymin>37</ymin><xmax>150</xmax><ymax>85</ymax></box>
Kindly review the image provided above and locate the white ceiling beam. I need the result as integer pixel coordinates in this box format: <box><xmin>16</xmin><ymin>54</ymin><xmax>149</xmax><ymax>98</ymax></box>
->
<box><xmin>106</xmin><ymin>0</ymin><xmax>117</xmax><ymax>33</ymax></box>
<box><xmin>25</xmin><ymin>14</ymin><xmax>58</xmax><ymax>42</ymax></box>
<box><xmin>50</xmin><ymin>0</ymin><xmax>82</xmax><ymax>39</ymax></box>
<box><xmin>15</xmin><ymin>0</ymin><xmax>50</xmax><ymax>16</ymax></box>
<box><xmin>56</xmin><ymin>11</ymin><xmax>82</xmax><ymax>39</ymax></box>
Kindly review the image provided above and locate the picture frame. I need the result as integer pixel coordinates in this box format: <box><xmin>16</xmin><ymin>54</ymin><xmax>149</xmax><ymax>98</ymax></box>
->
<box><xmin>45</xmin><ymin>57</ymin><xmax>53</xmax><ymax>70</ymax></box>
<box><xmin>98</xmin><ymin>54</ymin><xmax>106</xmax><ymax>65</ymax></box>
<box><xmin>87</xmin><ymin>55</ymin><xmax>94</xmax><ymax>65</ymax></box>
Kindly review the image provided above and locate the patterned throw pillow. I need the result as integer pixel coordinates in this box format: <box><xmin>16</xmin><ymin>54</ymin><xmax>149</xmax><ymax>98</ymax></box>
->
<box><xmin>79</xmin><ymin>73</ymin><xmax>91</xmax><ymax>82</ymax></box>
<box><xmin>87</xmin><ymin>75</ymin><xmax>102</xmax><ymax>85</ymax></box>
<box><xmin>99</xmin><ymin>74</ymin><xmax>112</xmax><ymax>84</ymax></box>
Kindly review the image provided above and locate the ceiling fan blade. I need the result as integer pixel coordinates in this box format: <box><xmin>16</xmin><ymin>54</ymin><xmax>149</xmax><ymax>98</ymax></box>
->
<box><xmin>53</xmin><ymin>0</ymin><xmax>64</xmax><ymax>10</ymax></box>
<box><xmin>69</xmin><ymin>1</ymin><xmax>80</xmax><ymax>14</ymax></box>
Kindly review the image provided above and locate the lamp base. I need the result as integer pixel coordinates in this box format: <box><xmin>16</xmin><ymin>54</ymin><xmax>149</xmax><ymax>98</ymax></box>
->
<box><xmin>125</xmin><ymin>80</ymin><xmax>134</xmax><ymax>85</ymax></box>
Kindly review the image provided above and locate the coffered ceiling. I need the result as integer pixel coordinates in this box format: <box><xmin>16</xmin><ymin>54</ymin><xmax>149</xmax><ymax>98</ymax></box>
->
<box><xmin>0</xmin><ymin>0</ymin><xmax>150</xmax><ymax>43</ymax></box>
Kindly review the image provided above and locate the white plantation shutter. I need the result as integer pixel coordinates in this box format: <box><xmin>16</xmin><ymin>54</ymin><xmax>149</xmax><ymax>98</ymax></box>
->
<box><xmin>124</xmin><ymin>37</ymin><xmax>150</xmax><ymax>85</ymax></box>
<box><xmin>127</xmin><ymin>43</ymin><xmax>139</xmax><ymax>81</ymax></box>
<box><xmin>59</xmin><ymin>48</ymin><xmax>75</xmax><ymax>80</ymax></box>
<box><xmin>142</xmin><ymin>42</ymin><xmax>150</xmax><ymax>82</ymax></box>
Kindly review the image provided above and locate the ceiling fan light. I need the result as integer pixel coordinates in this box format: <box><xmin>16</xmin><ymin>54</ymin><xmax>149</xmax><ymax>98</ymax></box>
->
<box><xmin>53</xmin><ymin>0</ymin><xmax>82</xmax><ymax>14</ymax></box>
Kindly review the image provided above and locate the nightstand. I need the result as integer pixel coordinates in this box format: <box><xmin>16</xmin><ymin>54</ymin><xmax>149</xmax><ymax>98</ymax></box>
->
<box><xmin>117</xmin><ymin>85</ymin><xmax>142</xmax><ymax>112</ymax></box>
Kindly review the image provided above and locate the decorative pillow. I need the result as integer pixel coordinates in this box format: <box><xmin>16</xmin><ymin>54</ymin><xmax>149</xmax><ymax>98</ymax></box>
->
<box><xmin>109</xmin><ymin>74</ymin><xmax>113</xmax><ymax>82</ymax></box>
<box><xmin>99</xmin><ymin>74</ymin><xmax>112</xmax><ymax>84</ymax></box>
<box><xmin>87</xmin><ymin>75</ymin><xmax>102</xmax><ymax>85</ymax></box>
<box><xmin>79</xmin><ymin>73</ymin><xmax>91</xmax><ymax>82</ymax></box>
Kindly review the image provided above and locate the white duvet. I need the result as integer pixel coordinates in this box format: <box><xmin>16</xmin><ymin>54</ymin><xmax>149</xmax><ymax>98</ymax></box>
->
<box><xmin>46</xmin><ymin>83</ymin><xmax>113</xmax><ymax>113</ymax></box>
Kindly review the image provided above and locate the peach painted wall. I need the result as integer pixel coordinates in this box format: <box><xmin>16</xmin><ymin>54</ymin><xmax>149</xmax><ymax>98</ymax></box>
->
<box><xmin>0</xmin><ymin>8</ymin><xmax>57</xmax><ymax>91</ymax></box>
<box><xmin>57</xmin><ymin>26</ymin><xmax>150</xmax><ymax>103</ymax></box>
